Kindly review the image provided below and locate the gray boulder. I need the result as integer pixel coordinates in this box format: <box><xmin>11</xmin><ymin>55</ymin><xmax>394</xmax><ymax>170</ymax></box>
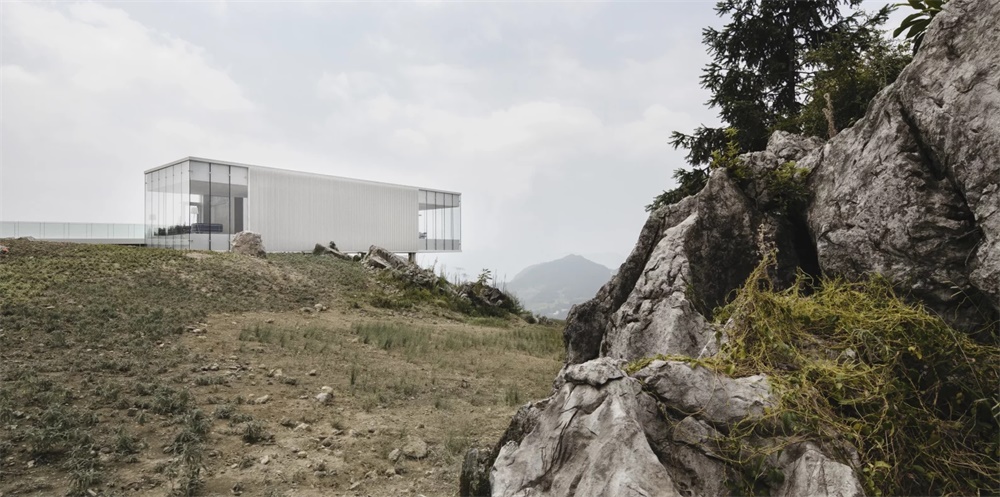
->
<box><xmin>774</xmin><ymin>443</ymin><xmax>864</xmax><ymax>497</ymax></box>
<box><xmin>490</xmin><ymin>358</ymin><xmax>680</xmax><ymax>497</ymax></box>
<box><xmin>461</xmin><ymin>399</ymin><xmax>548</xmax><ymax>497</ymax></box>
<box><xmin>230</xmin><ymin>231</ymin><xmax>266</xmax><ymax>258</ymax></box>
<box><xmin>633</xmin><ymin>360</ymin><xmax>773</xmax><ymax>427</ymax></box>
<box><xmin>806</xmin><ymin>0</ymin><xmax>999</xmax><ymax>332</ymax></box>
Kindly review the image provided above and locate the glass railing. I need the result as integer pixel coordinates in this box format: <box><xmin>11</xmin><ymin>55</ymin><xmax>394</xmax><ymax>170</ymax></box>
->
<box><xmin>0</xmin><ymin>221</ymin><xmax>145</xmax><ymax>240</ymax></box>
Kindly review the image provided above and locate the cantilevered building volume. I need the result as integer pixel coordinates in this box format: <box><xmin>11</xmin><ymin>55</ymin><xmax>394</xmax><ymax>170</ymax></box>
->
<box><xmin>144</xmin><ymin>158</ymin><xmax>461</xmax><ymax>254</ymax></box>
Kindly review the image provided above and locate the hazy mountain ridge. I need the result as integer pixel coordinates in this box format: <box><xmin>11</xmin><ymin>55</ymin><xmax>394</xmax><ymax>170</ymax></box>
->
<box><xmin>507</xmin><ymin>254</ymin><xmax>613</xmax><ymax>318</ymax></box>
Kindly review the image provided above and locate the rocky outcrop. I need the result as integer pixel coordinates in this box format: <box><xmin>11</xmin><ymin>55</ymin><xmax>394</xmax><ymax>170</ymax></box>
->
<box><xmin>566</xmin><ymin>132</ymin><xmax>822</xmax><ymax>366</ymax></box>
<box><xmin>490</xmin><ymin>359</ymin><xmax>680</xmax><ymax>497</ymax></box>
<box><xmin>807</xmin><ymin>0</ymin><xmax>1000</xmax><ymax>332</ymax></box>
<box><xmin>230</xmin><ymin>231</ymin><xmax>266</xmax><ymax>258</ymax></box>
<box><xmin>464</xmin><ymin>0</ymin><xmax>998</xmax><ymax>495</ymax></box>
<box><xmin>363</xmin><ymin>245</ymin><xmax>438</xmax><ymax>287</ymax></box>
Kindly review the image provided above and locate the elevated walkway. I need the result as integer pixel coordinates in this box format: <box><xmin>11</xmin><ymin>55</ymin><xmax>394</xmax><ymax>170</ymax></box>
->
<box><xmin>0</xmin><ymin>222</ymin><xmax>145</xmax><ymax>245</ymax></box>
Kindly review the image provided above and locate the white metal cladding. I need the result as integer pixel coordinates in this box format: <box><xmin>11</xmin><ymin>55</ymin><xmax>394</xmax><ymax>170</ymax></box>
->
<box><xmin>247</xmin><ymin>166</ymin><xmax>420</xmax><ymax>253</ymax></box>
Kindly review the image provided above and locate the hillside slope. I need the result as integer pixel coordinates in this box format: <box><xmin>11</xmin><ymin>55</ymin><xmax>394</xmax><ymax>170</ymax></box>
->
<box><xmin>0</xmin><ymin>239</ymin><xmax>563</xmax><ymax>497</ymax></box>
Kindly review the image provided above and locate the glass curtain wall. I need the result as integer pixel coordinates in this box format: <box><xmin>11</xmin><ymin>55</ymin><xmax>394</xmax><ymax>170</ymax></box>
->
<box><xmin>146</xmin><ymin>161</ymin><xmax>249</xmax><ymax>251</ymax></box>
<box><xmin>144</xmin><ymin>161</ymin><xmax>190</xmax><ymax>249</ymax></box>
<box><xmin>188</xmin><ymin>161</ymin><xmax>249</xmax><ymax>251</ymax></box>
<box><xmin>417</xmin><ymin>189</ymin><xmax>461</xmax><ymax>251</ymax></box>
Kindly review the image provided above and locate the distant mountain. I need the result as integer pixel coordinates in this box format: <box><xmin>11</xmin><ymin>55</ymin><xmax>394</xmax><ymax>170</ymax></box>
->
<box><xmin>506</xmin><ymin>254</ymin><xmax>613</xmax><ymax>319</ymax></box>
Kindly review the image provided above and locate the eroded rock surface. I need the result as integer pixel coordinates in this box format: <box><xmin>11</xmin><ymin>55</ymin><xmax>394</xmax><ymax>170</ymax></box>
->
<box><xmin>807</xmin><ymin>0</ymin><xmax>1000</xmax><ymax>332</ymax></box>
<box><xmin>633</xmin><ymin>360</ymin><xmax>772</xmax><ymax>427</ymax></box>
<box><xmin>490</xmin><ymin>358</ymin><xmax>680</xmax><ymax>497</ymax></box>
<box><xmin>774</xmin><ymin>443</ymin><xmax>865</xmax><ymax>497</ymax></box>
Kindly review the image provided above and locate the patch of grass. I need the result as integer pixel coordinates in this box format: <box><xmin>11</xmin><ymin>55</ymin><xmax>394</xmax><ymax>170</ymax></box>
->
<box><xmin>151</xmin><ymin>387</ymin><xmax>193</xmax><ymax>416</ymax></box>
<box><xmin>352</xmin><ymin>322</ymin><xmax>563</xmax><ymax>361</ymax></box>
<box><xmin>503</xmin><ymin>385</ymin><xmax>522</xmax><ymax>407</ymax></box>
<box><xmin>696</xmin><ymin>252</ymin><xmax>1000</xmax><ymax>496</ymax></box>
<box><xmin>241</xmin><ymin>421</ymin><xmax>270</xmax><ymax>444</ymax></box>
<box><xmin>194</xmin><ymin>375</ymin><xmax>227</xmax><ymax>386</ymax></box>
<box><xmin>113</xmin><ymin>427</ymin><xmax>142</xmax><ymax>456</ymax></box>
<box><xmin>467</xmin><ymin>316</ymin><xmax>511</xmax><ymax>328</ymax></box>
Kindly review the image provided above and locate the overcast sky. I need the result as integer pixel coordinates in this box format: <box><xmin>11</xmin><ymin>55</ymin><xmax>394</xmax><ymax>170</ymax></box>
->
<box><xmin>0</xmin><ymin>0</ymin><xmax>902</xmax><ymax>282</ymax></box>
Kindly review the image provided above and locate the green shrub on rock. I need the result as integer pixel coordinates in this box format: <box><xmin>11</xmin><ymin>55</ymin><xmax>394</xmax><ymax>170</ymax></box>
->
<box><xmin>705</xmin><ymin>252</ymin><xmax>999</xmax><ymax>496</ymax></box>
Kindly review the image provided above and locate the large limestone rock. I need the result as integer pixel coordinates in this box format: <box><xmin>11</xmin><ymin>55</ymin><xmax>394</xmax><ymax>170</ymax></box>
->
<box><xmin>230</xmin><ymin>231</ymin><xmax>266</xmax><ymax>258</ymax></box>
<box><xmin>633</xmin><ymin>360</ymin><xmax>772</xmax><ymax>427</ymax></box>
<box><xmin>490</xmin><ymin>359</ymin><xmax>680</xmax><ymax>497</ymax></box>
<box><xmin>807</xmin><ymin>0</ymin><xmax>1000</xmax><ymax>332</ymax></box>
<box><xmin>566</xmin><ymin>133</ymin><xmax>822</xmax><ymax>365</ymax></box>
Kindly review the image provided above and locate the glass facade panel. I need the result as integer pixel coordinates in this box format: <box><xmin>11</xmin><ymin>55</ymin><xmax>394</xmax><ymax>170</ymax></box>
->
<box><xmin>209</xmin><ymin>163</ymin><xmax>231</xmax><ymax>251</ymax></box>
<box><xmin>144</xmin><ymin>161</ymin><xmax>192</xmax><ymax>249</ymax></box>
<box><xmin>189</xmin><ymin>161</ymin><xmax>211</xmax><ymax>250</ymax></box>
<box><xmin>144</xmin><ymin>173</ymin><xmax>151</xmax><ymax>245</ymax></box>
<box><xmin>417</xmin><ymin>189</ymin><xmax>461</xmax><ymax>252</ymax></box>
<box><xmin>230</xmin><ymin>166</ymin><xmax>249</xmax><ymax>234</ymax></box>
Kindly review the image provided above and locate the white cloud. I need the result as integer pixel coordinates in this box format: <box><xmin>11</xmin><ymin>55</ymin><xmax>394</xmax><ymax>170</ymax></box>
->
<box><xmin>2</xmin><ymin>2</ymin><xmax>252</xmax><ymax>112</ymax></box>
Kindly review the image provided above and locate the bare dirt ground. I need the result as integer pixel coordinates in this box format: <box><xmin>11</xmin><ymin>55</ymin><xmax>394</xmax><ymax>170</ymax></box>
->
<box><xmin>0</xmin><ymin>240</ymin><xmax>563</xmax><ymax>497</ymax></box>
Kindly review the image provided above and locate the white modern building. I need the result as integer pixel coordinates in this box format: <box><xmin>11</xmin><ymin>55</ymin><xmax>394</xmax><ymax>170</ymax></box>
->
<box><xmin>144</xmin><ymin>158</ymin><xmax>461</xmax><ymax>254</ymax></box>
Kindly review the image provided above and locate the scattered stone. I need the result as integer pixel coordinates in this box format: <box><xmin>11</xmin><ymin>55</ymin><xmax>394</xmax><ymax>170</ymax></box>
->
<box><xmin>265</xmin><ymin>318</ymin><xmax>275</xmax><ymax>324</ymax></box>
<box><xmin>300</xmin><ymin>307</ymin><xmax>313</xmax><ymax>313</ymax></box>
<box><xmin>388</xmin><ymin>449</ymin><xmax>401</xmax><ymax>462</ymax></box>
<box><xmin>293</xmin><ymin>423</ymin><xmax>310</xmax><ymax>432</ymax></box>
<box><xmin>315</xmin><ymin>392</ymin><xmax>332</xmax><ymax>405</ymax></box>
<box><xmin>385</xmin><ymin>467</ymin><xmax>398</xmax><ymax>477</ymax></box>
<box><xmin>208</xmin><ymin>363</ymin><xmax>219</xmax><ymax>371</ymax></box>
<box><xmin>365</xmin><ymin>470</ymin><xmax>378</xmax><ymax>480</ymax></box>
<box><xmin>253</xmin><ymin>395</ymin><xmax>271</xmax><ymax>405</ymax></box>
<box><xmin>231</xmin><ymin>481</ymin><xmax>244</xmax><ymax>495</ymax></box>
<box><xmin>296</xmin><ymin>451</ymin><xmax>308</xmax><ymax>459</ymax></box>
<box><xmin>230</xmin><ymin>231</ymin><xmax>266</xmax><ymax>258</ymax></box>
<box><xmin>313</xmin><ymin>243</ymin><xmax>353</xmax><ymax>260</ymax></box>
<box><xmin>321</xmin><ymin>386</ymin><xmax>333</xmax><ymax>393</ymax></box>
<box><xmin>402</xmin><ymin>438</ymin><xmax>428</xmax><ymax>459</ymax></box>
<box><xmin>349</xmin><ymin>482</ymin><xmax>361</xmax><ymax>490</ymax></box>
<box><xmin>260</xmin><ymin>455</ymin><xmax>270</xmax><ymax>465</ymax></box>
<box><xmin>308</xmin><ymin>369</ymin><xmax>317</xmax><ymax>376</ymax></box>
<box><xmin>314</xmin><ymin>303</ymin><xmax>327</xmax><ymax>312</ymax></box>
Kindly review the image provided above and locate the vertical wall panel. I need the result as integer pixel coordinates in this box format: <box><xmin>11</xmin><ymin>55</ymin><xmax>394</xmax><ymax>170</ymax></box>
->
<box><xmin>247</xmin><ymin>167</ymin><xmax>421</xmax><ymax>253</ymax></box>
